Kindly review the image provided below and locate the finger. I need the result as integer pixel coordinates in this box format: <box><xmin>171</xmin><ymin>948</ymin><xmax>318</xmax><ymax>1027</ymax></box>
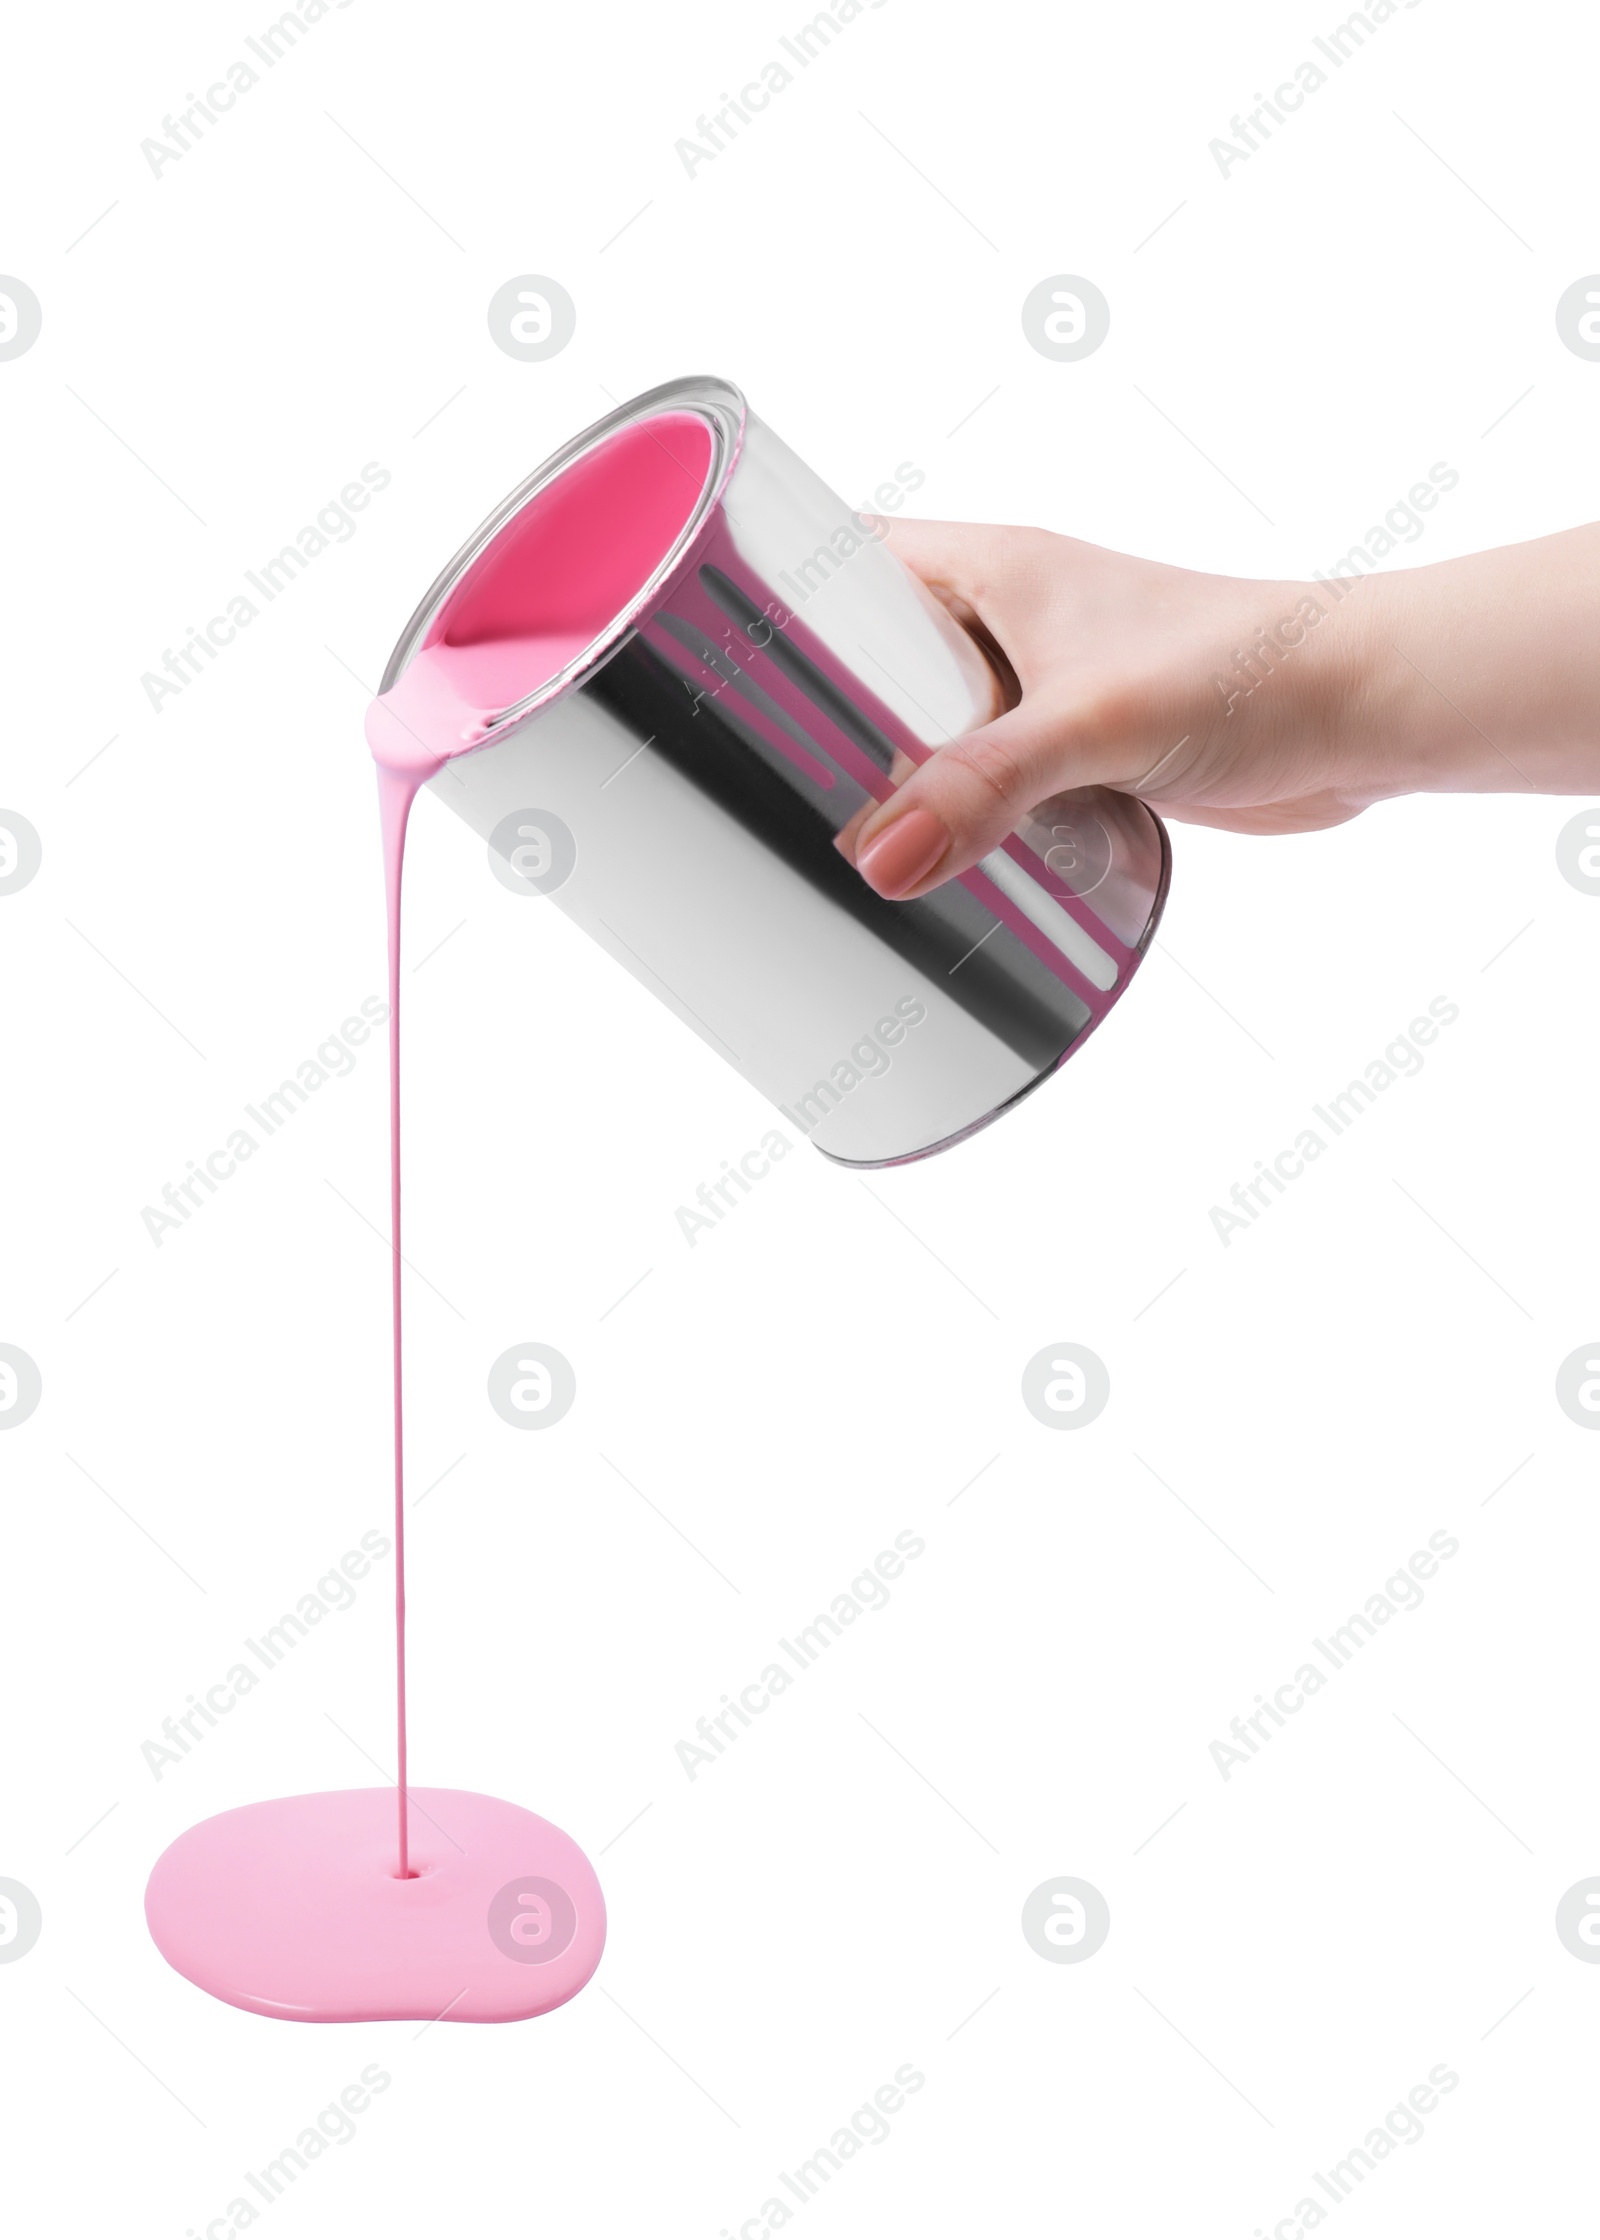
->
<box><xmin>847</xmin><ymin>695</ymin><xmax>1119</xmax><ymax>900</ymax></box>
<box><xmin>833</xmin><ymin>749</ymin><xmax>917</xmax><ymax>861</ymax></box>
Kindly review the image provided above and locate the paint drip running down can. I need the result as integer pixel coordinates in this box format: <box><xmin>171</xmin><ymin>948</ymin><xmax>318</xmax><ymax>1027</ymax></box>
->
<box><xmin>373</xmin><ymin>376</ymin><xmax>1170</xmax><ymax>1164</ymax></box>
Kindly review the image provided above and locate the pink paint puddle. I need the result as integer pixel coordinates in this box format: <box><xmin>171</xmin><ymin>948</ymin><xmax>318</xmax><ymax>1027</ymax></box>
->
<box><xmin>146</xmin><ymin>1789</ymin><xmax>606</xmax><ymax>2024</ymax></box>
<box><xmin>146</xmin><ymin>410</ymin><xmax>714</xmax><ymax>2021</ymax></box>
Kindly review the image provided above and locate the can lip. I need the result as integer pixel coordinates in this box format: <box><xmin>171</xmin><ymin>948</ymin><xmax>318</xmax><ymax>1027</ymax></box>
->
<box><xmin>377</xmin><ymin>374</ymin><xmax>748</xmax><ymax>736</ymax></box>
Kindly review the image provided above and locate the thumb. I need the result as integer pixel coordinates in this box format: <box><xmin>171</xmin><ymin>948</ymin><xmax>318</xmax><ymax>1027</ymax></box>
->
<box><xmin>844</xmin><ymin>695</ymin><xmax>1102</xmax><ymax>901</ymax></box>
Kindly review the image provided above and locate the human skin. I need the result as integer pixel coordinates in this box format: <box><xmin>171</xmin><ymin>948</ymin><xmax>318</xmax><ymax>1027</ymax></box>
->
<box><xmin>837</xmin><ymin>517</ymin><xmax>1600</xmax><ymax>899</ymax></box>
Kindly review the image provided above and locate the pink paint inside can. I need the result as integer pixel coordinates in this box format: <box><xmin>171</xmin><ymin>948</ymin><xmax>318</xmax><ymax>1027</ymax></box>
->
<box><xmin>366</xmin><ymin>409</ymin><xmax>718</xmax><ymax>772</ymax></box>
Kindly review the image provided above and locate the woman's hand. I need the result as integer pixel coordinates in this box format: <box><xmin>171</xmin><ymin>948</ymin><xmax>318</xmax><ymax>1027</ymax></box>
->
<box><xmin>839</xmin><ymin>516</ymin><xmax>1600</xmax><ymax>900</ymax></box>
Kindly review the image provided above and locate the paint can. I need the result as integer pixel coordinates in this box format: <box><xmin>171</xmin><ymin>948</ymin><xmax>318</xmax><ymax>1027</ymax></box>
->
<box><xmin>376</xmin><ymin>375</ymin><xmax>1169</xmax><ymax>1164</ymax></box>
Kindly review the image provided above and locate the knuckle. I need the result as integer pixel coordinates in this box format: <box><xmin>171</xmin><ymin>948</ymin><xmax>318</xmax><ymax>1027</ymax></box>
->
<box><xmin>945</xmin><ymin>725</ymin><xmax>1046</xmax><ymax>815</ymax></box>
<box><xmin>965</xmin><ymin>524</ymin><xmax>1050</xmax><ymax>609</ymax></box>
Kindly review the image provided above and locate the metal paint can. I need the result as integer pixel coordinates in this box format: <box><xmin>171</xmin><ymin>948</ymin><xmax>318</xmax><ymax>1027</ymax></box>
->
<box><xmin>377</xmin><ymin>375</ymin><xmax>1169</xmax><ymax>1164</ymax></box>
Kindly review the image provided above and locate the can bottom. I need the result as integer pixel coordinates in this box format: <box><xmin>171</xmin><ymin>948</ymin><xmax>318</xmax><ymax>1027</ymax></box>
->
<box><xmin>815</xmin><ymin>808</ymin><xmax>1172</xmax><ymax>1169</ymax></box>
<box><xmin>814</xmin><ymin>1055</ymin><xmax>1062</xmax><ymax>1169</ymax></box>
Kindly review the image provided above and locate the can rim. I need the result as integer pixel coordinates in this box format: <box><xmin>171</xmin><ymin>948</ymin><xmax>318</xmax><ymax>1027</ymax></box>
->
<box><xmin>377</xmin><ymin>374</ymin><xmax>747</xmax><ymax>739</ymax></box>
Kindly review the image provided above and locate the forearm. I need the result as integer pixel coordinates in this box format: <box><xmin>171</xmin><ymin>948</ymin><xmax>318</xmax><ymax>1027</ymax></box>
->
<box><xmin>1346</xmin><ymin>526</ymin><xmax>1600</xmax><ymax>799</ymax></box>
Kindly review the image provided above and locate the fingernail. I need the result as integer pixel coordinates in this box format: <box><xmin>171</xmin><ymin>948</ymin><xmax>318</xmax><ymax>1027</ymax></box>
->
<box><xmin>854</xmin><ymin>808</ymin><xmax>949</xmax><ymax>899</ymax></box>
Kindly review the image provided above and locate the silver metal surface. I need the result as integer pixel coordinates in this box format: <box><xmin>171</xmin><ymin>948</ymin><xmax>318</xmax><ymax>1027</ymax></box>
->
<box><xmin>384</xmin><ymin>376</ymin><xmax>1169</xmax><ymax>1165</ymax></box>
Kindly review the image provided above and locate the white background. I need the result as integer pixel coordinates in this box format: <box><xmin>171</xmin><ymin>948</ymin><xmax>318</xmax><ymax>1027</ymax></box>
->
<box><xmin>3</xmin><ymin>0</ymin><xmax>1598</xmax><ymax>2233</ymax></box>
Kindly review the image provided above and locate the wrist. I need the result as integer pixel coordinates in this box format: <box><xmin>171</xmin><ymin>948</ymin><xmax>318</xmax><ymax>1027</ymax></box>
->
<box><xmin>1332</xmin><ymin>534</ymin><xmax>1600</xmax><ymax>800</ymax></box>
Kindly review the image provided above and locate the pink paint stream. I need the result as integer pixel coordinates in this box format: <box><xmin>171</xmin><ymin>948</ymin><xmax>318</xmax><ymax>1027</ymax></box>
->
<box><xmin>145</xmin><ymin>411</ymin><xmax>715</xmax><ymax>2021</ymax></box>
